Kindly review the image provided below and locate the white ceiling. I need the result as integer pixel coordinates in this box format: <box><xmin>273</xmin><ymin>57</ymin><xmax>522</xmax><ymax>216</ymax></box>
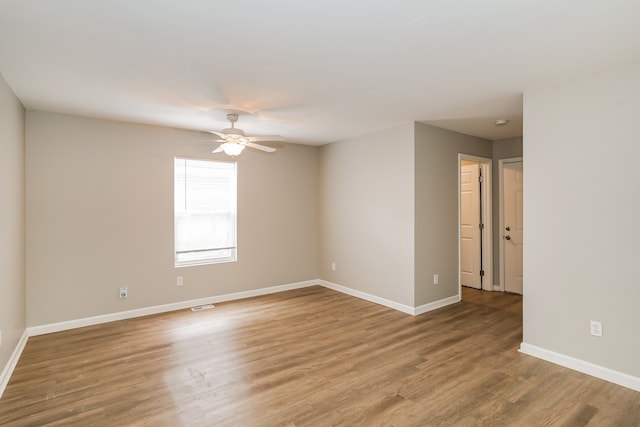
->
<box><xmin>1</xmin><ymin>1</ymin><xmax>639</xmax><ymax>145</ymax></box>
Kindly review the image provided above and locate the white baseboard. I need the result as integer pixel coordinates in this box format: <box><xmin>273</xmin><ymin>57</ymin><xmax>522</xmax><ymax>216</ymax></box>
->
<box><xmin>319</xmin><ymin>280</ymin><xmax>415</xmax><ymax>315</ymax></box>
<box><xmin>0</xmin><ymin>330</ymin><xmax>29</xmax><ymax>399</ymax></box>
<box><xmin>414</xmin><ymin>294</ymin><xmax>460</xmax><ymax>315</ymax></box>
<box><xmin>27</xmin><ymin>280</ymin><xmax>318</xmax><ymax>336</ymax></box>
<box><xmin>319</xmin><ymin>280</ymin><xmax>459</xmax><ymax>316</ymax></box>
<box><xmin>28</xmin><ymin>279</ymin><xmax>462</xmax><ymax>339</ymax></box>
<box><xmin>519</xmin><ymin>342</ymin><xmax>640</xmax><ymax>392</ymax></box>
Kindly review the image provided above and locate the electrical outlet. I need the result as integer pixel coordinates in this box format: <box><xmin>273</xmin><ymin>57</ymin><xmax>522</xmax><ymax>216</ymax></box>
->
<box><xmin>119</xmin><ymin>287</ymin><xmax>128</xmax><ymax>299</ymax></box>
<box><xmin>590</xmin><ymin>320</ymin><xmax>603</xmax><ymax>337</ymax></box>
<box><xmin>177</xmin><ymin>276</ymin><xmax>183</xmax><ymax>287</ymax></box>
<box><xmin>433</xmin><ymin>273</ymin><xmax>439</xmax><ymax>285</ymax></box>
<box><xmin>331</xmin><ymin>262</ymin><xmax>336</xmax><ymax>272</ymax></box>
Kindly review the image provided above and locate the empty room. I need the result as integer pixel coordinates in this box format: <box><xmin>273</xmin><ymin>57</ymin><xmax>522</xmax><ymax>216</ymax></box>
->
<box><xmin>1</xmin><ymin>1</ymin><xmax>639</xmax><ymax>425</ymax></box>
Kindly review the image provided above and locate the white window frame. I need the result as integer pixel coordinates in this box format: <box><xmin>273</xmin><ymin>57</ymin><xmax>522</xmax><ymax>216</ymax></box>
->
<box><xmin>174</xmin><ymin>157</ymin><xmax>237</xmax><ymax>267</ymax></box>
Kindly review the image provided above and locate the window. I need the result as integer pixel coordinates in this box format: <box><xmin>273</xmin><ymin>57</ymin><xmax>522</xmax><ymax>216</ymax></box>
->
<box><xmin>174</xmin><ymin>158</ymin><xmax>237</xmax><ymax>267</ymax></box>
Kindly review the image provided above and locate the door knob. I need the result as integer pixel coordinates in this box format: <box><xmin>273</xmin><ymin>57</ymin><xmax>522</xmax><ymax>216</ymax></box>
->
<box><xmin>505</xmin><ymin>235</ymin><xmax>511</xmax><ymax>240</ymax></box>
<box><xmin>505</xmin><ymin>226</ymin><xmax>511</xmax><ymax>231</ymax></box>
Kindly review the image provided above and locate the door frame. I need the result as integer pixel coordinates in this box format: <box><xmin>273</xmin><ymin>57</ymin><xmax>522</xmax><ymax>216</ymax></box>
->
<box><xmin>458</xmin><ymin>154</ymin><xmax>493</xmax><ymax>296</ymax></box>
<box><xmin>498</xmin><ymin>157</ymin><xmax>523</xmax><ymax>292</ymax></box>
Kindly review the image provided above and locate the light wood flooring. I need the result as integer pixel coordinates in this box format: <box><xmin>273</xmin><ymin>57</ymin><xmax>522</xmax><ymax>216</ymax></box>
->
<box><xmin>0</xmin><ymin>286</ymin><xmax>638</xmax><ymax>426</ymax></box>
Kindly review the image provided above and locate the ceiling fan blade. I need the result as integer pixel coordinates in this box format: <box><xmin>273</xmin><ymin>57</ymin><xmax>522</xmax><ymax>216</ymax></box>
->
<box><xmin>245</xmin><ymin>142</ymin><xmax>277</xmax><ymax>153</ymax></box>
<box><xmin>247</xmin><ymin>135</ymin><xmax>283</xmax><ymax>142</ymax></box>
<box><xmin>212</xmin><ymin>145</ymin><xmax>224</xmax><ymax>153</ymax></box>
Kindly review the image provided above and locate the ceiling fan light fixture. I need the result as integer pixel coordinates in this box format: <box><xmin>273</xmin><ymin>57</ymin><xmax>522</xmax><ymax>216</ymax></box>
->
<box><xmin>225</xmin><ymin>134</ymin><xmax>250</xmax><ymax>144</ymax></box>
<box><xmin>221</xmin><ymin>142</ymin><xmax>245</xmax><ymax>156</ymax></box>
<box><xmin>209</xmin><ymin>113</ymin><xmax>278</xmax><ymax>156</ymax></box>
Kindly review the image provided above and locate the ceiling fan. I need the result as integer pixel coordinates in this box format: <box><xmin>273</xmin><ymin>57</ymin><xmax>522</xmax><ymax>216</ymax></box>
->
<box><xmin>209</xmin><ymin>113</ymin><xmax>279</xmax><ymax>156</ymax></box>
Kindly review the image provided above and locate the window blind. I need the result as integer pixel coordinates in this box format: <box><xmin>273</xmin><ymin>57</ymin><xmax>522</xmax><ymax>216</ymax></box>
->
<box><xmin>174</xmin><ymin>158</ymin><xmax>237</xmax><ymax>267</ymax></box>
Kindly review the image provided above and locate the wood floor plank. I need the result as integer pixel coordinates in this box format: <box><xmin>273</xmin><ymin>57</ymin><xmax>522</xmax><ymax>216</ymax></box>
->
<box><xmin>0</xmin><ymin>286</ymin><xmax>638</xmax><ymax>426</ymax></box>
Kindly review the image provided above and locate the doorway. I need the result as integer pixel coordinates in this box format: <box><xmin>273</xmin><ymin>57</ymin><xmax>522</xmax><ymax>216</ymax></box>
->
<box><xmin>458</xmin><ymin>154</ymin><xmax>492</xmax><ymax>295</ymax></box>
<box><xmin>499</xmin><ymin>158</ymin><xmax>523</xmax><ymax>294</ymax></box>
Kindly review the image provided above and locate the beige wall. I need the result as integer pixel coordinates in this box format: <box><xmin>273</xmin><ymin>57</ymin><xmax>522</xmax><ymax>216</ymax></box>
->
<box><xmin>0</xmin><ymin>73</ymin><xmax>26</xmax><ymax>374</ymax></box>
<box><xmin>26</xmin><ymin>111</ymin><xmax>318</xmax><ymax>326</ymax></box>
<box><xmin>318</xmin><ymin>122</ymin><xmax>492</xmax><ymax>309</ymax></box>
<box><xmin>491</xmin><ymin>136</ymin><xmax>523</xmax><ymax>287</ymax></box>
<box><xmin>318</xmin><ymin>124</ymin><xmax>415</xmax><ymax>306</ymax></box>
<box><xmin>414</xmin><ymin>123</ymin><xmax>492</xmax><ymax>306</ymax></box>
<box><xmin>523</xmin><ymin>63</ymin><xmax>640</xmax><ymax>376</ymax></box>
<box><xmin>492</xmin><ymin>137</ymin><xmax>523</xmax><ymax>161</ymax></box>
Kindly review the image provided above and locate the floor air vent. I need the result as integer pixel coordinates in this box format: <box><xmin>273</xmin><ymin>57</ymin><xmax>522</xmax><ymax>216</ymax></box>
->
<box><xmin>190</xmin><ymin>304</ymin><xmax>215</xmax><ymax>312</ymax></box>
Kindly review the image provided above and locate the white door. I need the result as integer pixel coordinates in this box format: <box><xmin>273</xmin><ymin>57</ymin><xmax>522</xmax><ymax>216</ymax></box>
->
<box><xmin>460</xmin><ymin>163</ymin><xmax>481</xmax><ymax>289</ymax></box>
<box><xmin>504</xmin><ymin>161</ymin><xmax>523</xmax><ymax>294</ymax></box>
